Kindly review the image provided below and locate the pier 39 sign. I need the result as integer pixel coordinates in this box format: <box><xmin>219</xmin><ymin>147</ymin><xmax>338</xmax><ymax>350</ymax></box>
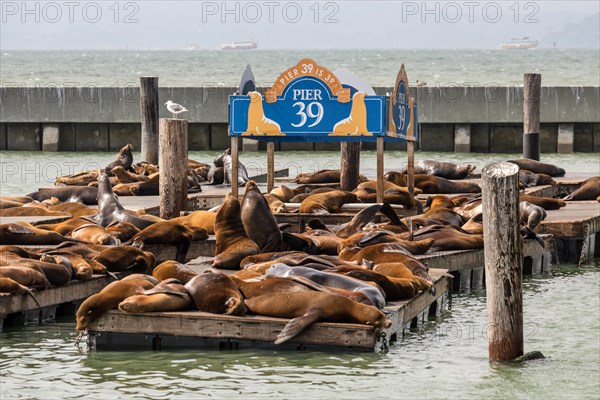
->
<box><xmin>229</xmin><ymin>59</ymin><xmax>417</xmax><ymax>142</ymax></box>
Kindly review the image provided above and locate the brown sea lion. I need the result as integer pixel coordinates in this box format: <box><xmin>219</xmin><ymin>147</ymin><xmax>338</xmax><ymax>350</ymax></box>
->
<box><xmin>111</xmin><ymin>166</ymin><xmax>149</xmax><ymax>184</ymax></box>
<box><xmin>26</xmin><ymin>186</ymin><xmax>99</xmax><ymax>205</ymax></box>
<box><xmin>245</xmin><ymin>291</ymin><xmax>391</xmax><ymax>344</ymax></box>
<box><xmin>230</xmin><ymin>275</ymin><xmax>314</xmax><ymax>298</ymax></box>
<box><xmin>263</xmin><ymin>194</ymin><xmax>289</xmax><ymax>213</ymax></box>
<box><xmin>423</xmin><ymin>207</ymin><xmax>465</xmax><ymax>227</ymax></box>
<box><xmin>41</xmin><ymin>251</ymin><xmax>98</xmax><ymax>281</ymax></box>
<box><xmin>240</xmin><ymin>251</ymin><xmax>308</xmax><ymax>269</ymax></box>
<box><xmin>128</xmin><ymin>173</ymin><xmax>160</xmax><ymax>196</ymax></box>
<box><xmin>241</xmin><ymin>181</ymin><xmax>283</xmax><ymax>252</ymax></box>
<box><xmin>0</xmin><ymin>277</ymin><xmax>41</xmax><ymax>306</ymax></box>
<box><xmin>76</xmin><ymin>275</ymin><xmax>156</xmax><ymax>330</ymax></box>
<box><xmin>130</xmin><ymin>221</ymin><xmax>198</xmax><ymax>263</ymax></box>
<box><xmin>70</xmin><ymin>224</ymin><xmax>120</xmax><ymax>245</ymax></box>
<box><xmin>563</xmin><ymin>176</ymin><xmax>600</xmax><ymax>201</ymax></box>
<box><xmin>0</xmin><ymin>266</ymin><xmax>50</xmax><ymax>289</ymax></box>
<box><xmin>0</xmin><ymin>199</ymin><xmax>30</xmax><ymax>210</ymax></box>
<box><xmin>184</xmin><ymin>270</ymin><xmax>246</xmax><ymax>315</ymax></box>
<box><xmin>385</xmin><ymin>172</ymin><xmax>481</xmax><ymax>194</ymax></box>
<box><xmin>299</xmin><ymin>190</ymin><xmax>358</xmax><ymax>214</ymax></box>
<box><xmin>370</xmin><ymin>262</ymin><xmax>433</xmax><ymax>292</ymax></box>
<box><xmin>55</xmin><ymin>170</ymin><xmax>99</xmax><ymax>186</ymax></box>
<box><xmin>48</xmin><ymin>202</ymin><xmax>96</xmax><ymax>217</ymax></box>
<box><xmin>519</xmin><ymin>193</ymin><xmax>565</xmax><ymax>210</ymax></box>
<box><xmin>0</xmin><ymin>207</ymin><xmax>70</xmax><ymax>217</ymax></box>
<box><xmin>0</xmin><ymin>223</ymin><xmax>74</xmax><ymax>245</ymax></box>
<box><xmin>0</xmin><ymin>196</ymin><xmax>33</xmax><ymax>205</ymax></box>
<box><xmin>105</xmin><ymin>221</ymin><xmax>140</xmax><ymax>242</ymax></box>
<box><xmin>152</xmin><ymin>261</ymin><xmax>197</xmax><ymax>284</ymax></box>
<box><xmin>213</xmin><ymin>193</ymin><xmax>260</xmax><ymax>270</ymax></box>
<box><xmin>118</xmin><ymin>278</ymin><xmax>192</xmax><ymax>313</ymax></box>
<box><xmin>266</xmin><ymin>264</ymin><xmax>386</xmax><ymax>309</ymax></box>
<box><xmin>172</xmin><ymin>210</ymin><xmax>217</xmax><ymax>235</ymax></box>
<box><xmin>297</xmin><ymin>230</ymin><xmax>343</xmax><ymax>255</ymax></box>
<box><xmin>405</xmin><ymin>225</ymin><xmax>483</xmax><ymax>252</ymax></box>
<box><xmin>424</xmin><ymin>195</ymin><xmax>457</xmax><ymax>210</ymax></box>
<box><xmin>294</xmin><ymin>169</ymin><xmax>342</xmax><ymax>184</ymax></box>
<box><xmin>18</xmin><ymin>256</ymin><xmax>74</xmax><ymax>285</ymax></box>
<box><xmin>92</xmin><ymin>246</ymin><xmax>157</xmax><ymax>273</ymax></box>
<box><xmin>335</xmin><ymin>203</ymin><xmax>402</xmax><ymax>239</ymax></box>
<box><xmin>339</xmin><ymin>239</ymin><xmax>435</xmax><ymax>258</ymax></box>
<box><xmin>105</xmin><ymin>144</ymin><xmax>134</xmax><ymax>175</ymax></box>
<box><xmin>462</xmin><ymin>213</ymin><xmax>484</xmax><ymax>234</ymax></box>
<box><xmin>43</xmin><ymin>242</ymin><xmax>106</xmax><ymax>260</ymax></box>
<box><xmin>518</xmin><ymin>170</ymin><xmax>556</xmax><ymax>187</ymax></box>
<box><xmin>402</xmin><ymin>160</ymin><xmax>476</xmax><ymax>179</ymax></box>
<box><xmin>519</xmin><ymin>201</ymin><xmax>547</xmax><ymax>246</ymax></box>
<box><xmin>507</xmin><ymin>159</ymin><xmax>565</xmax><ymax>177</ymax></box>
<box><xmin>270</xmin><ymin>185</ymin><xmax>295</xmax><ymax>202</ymax></box>
<box><xmin>341</xmin><ymin>269</ymin><xmax>418</xmax><ymax>300</ymax></box>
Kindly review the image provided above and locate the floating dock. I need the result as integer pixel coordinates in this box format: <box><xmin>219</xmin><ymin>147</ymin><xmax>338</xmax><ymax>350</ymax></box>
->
<box><xmin>87</xmin><ymin>268</ymin><xmax>451</xmax><ymax>352</ymax></box>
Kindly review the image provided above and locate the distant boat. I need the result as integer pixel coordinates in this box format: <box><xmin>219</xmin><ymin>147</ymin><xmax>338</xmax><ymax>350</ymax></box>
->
<box><xmin>221</xmin><ymin>41</ymin><xmax>257</xmax><ymax>50</ymax></box>
<box><xmin>501</xmin><ymin>37</ymin><xmax>538</xmax><ymax>49</ymax></box>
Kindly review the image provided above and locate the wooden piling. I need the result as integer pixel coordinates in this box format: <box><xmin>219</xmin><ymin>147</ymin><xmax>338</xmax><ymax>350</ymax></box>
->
<box><xmin>481</xmin><ymin>161</ymin><xmax>524</xmax><ymax>361</ymax></box>
<box><xmin>140</xmin><ymin>77</ymin><xmax>159</xmax><ymax>164</ymax></box>
<box><xmin>376</xmin><ymin>137</ymin><xmax>384</xmax><ymax>203</ymax></box>
<box><xmin>523</xmin><ymin>73</ymin><xmax>541</xmax><ymax>161</ymax></box>
<box><xmin>340</xmin><ymin>142</ymin><xmax>361</xmax><ymax>192</ymax></box>
<box><xmin>159</xmin><ymin>118</ymin><xmax>188</xmax><ymax>219</ymax></box>
<box><xmin>267</xmin><ymin>141</ymin><xmax>275</xmax><ymax>193</ymax></box>
<box><xmin>231</xmin><ymin>137</ymin><xmax>239</xmax><ymax>198</ymax></box>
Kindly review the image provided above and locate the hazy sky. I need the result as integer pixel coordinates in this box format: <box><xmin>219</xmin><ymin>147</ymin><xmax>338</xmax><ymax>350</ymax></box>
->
<box><xmin>1</xmin><ymin>1</ymin><xmax>599</xmax><ymax>49</ymax></box>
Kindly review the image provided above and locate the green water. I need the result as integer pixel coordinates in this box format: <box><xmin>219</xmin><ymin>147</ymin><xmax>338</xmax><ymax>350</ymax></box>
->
<box><xmin>1</xmin><ymin>262</ymin><xmax>599</xmax><ymax>399</ymax></box>
<box><xmin>1</xmin><ymin>150</ymin><xmax>599</xmax><ymax>197</ymax></box>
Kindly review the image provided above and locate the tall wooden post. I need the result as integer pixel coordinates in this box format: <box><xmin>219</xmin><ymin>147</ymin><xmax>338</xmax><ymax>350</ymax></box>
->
<box><xmin>159</xmin><ymin>118</ymin><xmax>188</xmax><ymax>219</ymax></box>
<box><xmin>267</xmin><ymin>141</ymin><xmax>275</xmax><ymax>193</ymax></box>
<box><xmin>407</xmin><ymin>97</ymin><xmax>416</xmax><ymax>200</ymax></box>
<box><xmin>140</xmin><ymin>77</ymin><xmax>159</xmax><ymax>164</ymax></box>
<box><xmin>340</xmin><ymin>142</ymin><xmax>360</xmax><ymax>191</ymax></box>
<box><xmin>376</xmin><ymin>137</ymin><xmax>384</xmax><ymax>203</ymax></box>
<box><xmin>231</xmin><ymin>137</ymin><xmax>239</xmax><ymax>198</ymax></box>
<box><xmin>523</xmin><ymin>73</ymin><xmax>541</xmax><ymax>161</ymax></box>
<box><xmin>481</xmin><ymin>161</ymin><xmax>524</xmax><ymax>361</ymax></box>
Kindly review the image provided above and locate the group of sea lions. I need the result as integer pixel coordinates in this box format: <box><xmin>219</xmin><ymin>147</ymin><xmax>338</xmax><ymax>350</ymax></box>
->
<box><xmin>2</xmin><ymin>155</ymin><xmax>598</xmax><ymax>346</ymax></box>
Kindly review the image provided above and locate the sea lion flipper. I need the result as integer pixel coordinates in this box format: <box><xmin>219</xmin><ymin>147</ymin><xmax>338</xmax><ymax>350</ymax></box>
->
<box><xmin>274</xmin><ymin>310</ymin><xmax>320</xmax><ymax>345</ymax></box>
<box><xmin>7</xmin><ymin>224</ymin><xmax>34</xmax><ymax>234</ymax></box>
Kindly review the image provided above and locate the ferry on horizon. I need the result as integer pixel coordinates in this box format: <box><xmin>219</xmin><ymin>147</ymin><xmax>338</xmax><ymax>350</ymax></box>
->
<box><xmin>221</xmin><ymin>41</ymin><xmax>258</xmax><ymax>50</ymax></box>
<box><xmin>501</xmin><ymin>37</ymin><xmax>538</xmax><ymax>49</ymax></box>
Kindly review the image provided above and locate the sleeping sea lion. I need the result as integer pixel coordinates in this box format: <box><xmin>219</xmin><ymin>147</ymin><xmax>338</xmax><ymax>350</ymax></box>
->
<box><xmin>118</xmin><ymin>278</ymin><xmax>192</xmax><ymax>313</ymax></box>
<box><xmin>507</xmin><ymin>159</ymin><xmax>565</xmax><ymax>177</ymax></box>
<box><xmin>184</xmin><ymin>270</ymin><xmax>246</xmax><ymax>315</ymax></box>
<box><xmin>152</xmin><ymin>260</ymin><xmax>197</xmax><ymax>284</ymax></box>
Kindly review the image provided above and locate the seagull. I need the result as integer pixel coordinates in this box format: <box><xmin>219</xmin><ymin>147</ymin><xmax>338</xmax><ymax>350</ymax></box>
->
<box><xmin>415</xmin><ymin>80</ymin><xmax>427</xmax><ymax>87</ymax></box>
<box><xmin>165</xmin><ymin>100</ymin><xmax>188</xmax><ymax>119</ymax></box>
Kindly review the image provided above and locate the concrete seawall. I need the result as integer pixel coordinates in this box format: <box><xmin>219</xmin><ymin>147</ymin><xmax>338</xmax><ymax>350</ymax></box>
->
<box><xmin>1</xmin><ymin>86</ymin><xmax>599</xmax><ymax>153</ymax></box>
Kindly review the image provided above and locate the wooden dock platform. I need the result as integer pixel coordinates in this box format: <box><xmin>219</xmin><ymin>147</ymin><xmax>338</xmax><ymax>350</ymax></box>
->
<box><xmin>87</xmin><ymin>269</ymin><xmax>451</xmax><ymax>352</ymax></box>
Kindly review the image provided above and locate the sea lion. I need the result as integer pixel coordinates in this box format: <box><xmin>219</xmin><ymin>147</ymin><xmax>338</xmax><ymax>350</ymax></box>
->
<box><xmin>105</xmin><ymin>144</ymin><xmax>134</xmax><ymax>175</ymax></box>
<box><xmin>41</xmin><ymin>251</ymin><xmax>99</xmax><ymax>280</ymax></box>
<box><xmin>105</xmin><ymin>221</ymin><xmax>140</xmax><ymax>242</ymax></box>
<box><xmin>92</xmin><ymin>246</ymin><xmax>157</xmax><ymax>273</ymax></box>
<box><xmin>294</xmin><ymin>169</ymin><xmax>342</xmax><ymax>184</ymax></box>
<box><xmin>385</xmin><ymin>172</ymin><xmax>481</xmax><ymax>194</ymax></box>
<box><xmin>0</xmin><ymin>266</ymin><xmax>50</xmax><ymax>289</ymax></box>
<box><xmin>55</xmin><ymin>170</ymin><xmax>99</xmax><ymax>186</ymax></box>
<box><xmin>0</xmin><ymin>277</ymin><xmax>41</xmax><ymax>307</ymax></box>
<box><xmin>341</xmin><ymin>269</ymin><xmax>418</xmax><ymax>300</ymax></box>
<box><xmin>152</xmin><ymin>260</ymin><xmax>197</xmax><ymax>284</ymax></box>
<box><xmin>405</xmin><ymin>225</ymin><xmax>483</xmax><ymax>252</ymax></box>
<box><xmin>128</xmin><ymin>173</ymin><xmax>160</xmax><ymax>196</ymax></box>
<box><xmin>335</xmin><ymin>203</ymin><xmax>400</xmax><ymax>239</ymax></box>
<box><xmin>70</xmin><ymin>224</ymin><xmax>120</xmax><ymax>245</ymax></box>
<box><xmin>16</xmin><ymin>257</ymin><xmax>73</xmax><ymax>286</ymax></box>
<box><xmin>339</xmin><ymin>239</ymin><xmax>435</xmax><ymax>258</ymax></box>
<box><xmin>507</xmin><ymin>159</ymin><xmax>566</xmax><ymax>177</ymax></box>
<box><xmin>184</xmin><ymin>270</ymin><xmax>246</xmax><ymax>315</ymax></box>
<box><xmin>263</xmin><ymin>194</ymin><xmax>288</xmax><ymax>213</ymax></box>
<box><xmin>370</xmin><ymin>262</ymin><xmax>433</xmax><ymax>293</ymax></box>
<box><xmin>563</xmin><ymin>176</ymin><xmax>600</xmax><ymax>201</ymax></box>
<box><xmin>212</xmin><ymin>193</ymin><xmax>260</xmax><ymax>270</ymax></box>
<box><xmin>172</xmin><ymin>210</ymin><xmax>217</xmax><ymax>235</ymax></box>
<box><xmin>241</xmin><ymin>180</ymin><xmax>283</xmax><ymax>252</ymax></box>
<box><xmin>239</xmin><ymin>251</ymin><xmax>308</xmax><ymax>269</ymax></box>
<box><xmin>519</xmin><ymin>201</ymin><xmax>547</xmax><ymax>246</ymax></box>
<box><xmin>0</xmin><ymin>207</ymin><xmax>70</xmax><ymax>217</ymax></box>
<box><xmin>423</xmin><ymin>207</ymin><xmax>465</xmax><ymax>227</ymax></box>
<box><xmin>26</xmin><ymin>186</ymin><xmax>99</xmax><ymax>205</ymax></box>
<box><xmin>0</xmin><ymin>223</ymin><xmax>74</xmax><ymax>245</ymax></box>
<box><xmin>518</xmin><ymin>170</ymin><xmax>556</xmax><ymax>187</ymax></box>
<box><xmin>299</xmin><ymin>190</ymin><xmax>358</xmax><ymax>214</ymax></box>
<box><xmin>461</xmin><ymin>213</ymin><xmax>484</xmax><ymax>234</ymax></box>
<box><xmin>111</xmin><ymin>166</ymin><xmax>149</xmax><ymax>184</ymax></box>
<box><xmin>118</xmin><ymin>278</ymin><xmax>192</xmax><ymax>313</ymax></box>
<box><xmin>424</xmin><ymin>195</ymin><xmax>456</xmax><ymax>210</ymax></box>
<box><xmin>207</xmin><ymin>165</ymin><xmax>225</xmax><ymax>185</ymax></box>
<box><xmin>76</xmin><ymin>275</ymin><xmax>156</xmax><ymax>330</ymax></box>
<box><xmin>519</xmin><ymin>193</ymin><xmax>566</xmax><ymax>210</ymax></box>
<box><xmin>297</xmin><ymin>230</ymin><xmax>343</xmax><ymax>255</ymax></box>
<box><xmin>266</xmin><ymin>264</ymin><xmax>386</xmax><ymax>309</ymax></box>
<box><xmin>214</xmin><ymin>149</ymin><xmax>250</xmax><ymax>187</ymax></box>
<box><xmin>402</xmin><ymin>160</ymin><xmax>476</xmax><ymax>179</ymax></box>
<box><xmin>48</xmin><ymin>202</ymin><xmax>96</xmax><ymax>217</ymax></box>
<box><xmin>91</xmin><ymin>173</ymin><xmax>155</xmax><ymax>229</ymax></box>
<box><xmin>245</xmin><ymin>291</ymin><xmax>391</xmax><ymax>345</ymax></box>
<box><xmin>230</xmin><ymin>275</ymin><xmax>314</xmax><ymax>298</ymax></box>
<box><xmin>269</xmin><ymin>185</ymin><xmax>295</xmax><ymax>202</ymax></box>
<box><xmin>43</xmin><ymin>242</ymin><xmax>105</xmax><ymax>260</ymax></box>
<box><xmin>130</xmin><ymin>221</ymin><xmax>197</xmax><ymax>263</ymax></box>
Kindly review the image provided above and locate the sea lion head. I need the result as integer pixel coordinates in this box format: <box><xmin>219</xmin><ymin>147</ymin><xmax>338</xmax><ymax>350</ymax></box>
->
<box><xmin>457</xmin><ymin>163</ymin><xmax>476</xmax><ymax>176</ymax></box>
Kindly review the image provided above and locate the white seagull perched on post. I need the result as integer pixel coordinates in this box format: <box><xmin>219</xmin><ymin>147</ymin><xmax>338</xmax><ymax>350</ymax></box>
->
<box><xmin>165</xmin><ymin>100</ymin><xmax>188</xmax><ymax>119</ymax></box>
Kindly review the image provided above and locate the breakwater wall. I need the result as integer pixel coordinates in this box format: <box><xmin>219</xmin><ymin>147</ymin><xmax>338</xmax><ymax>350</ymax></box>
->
<box><xmin>1</xmin><ymin>86</ymin><xmax>598</xmax><ymax>153</ymax></box>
